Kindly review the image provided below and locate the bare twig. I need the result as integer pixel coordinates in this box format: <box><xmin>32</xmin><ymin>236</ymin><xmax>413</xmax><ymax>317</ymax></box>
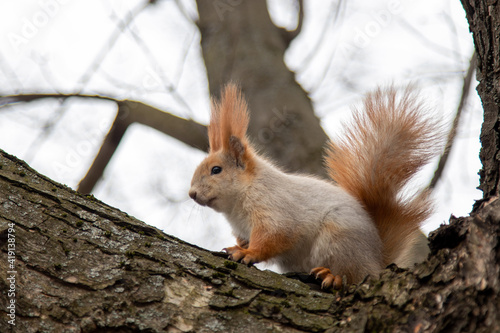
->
<box><xmin>284</xmin><ymin>0</ymin><xmax>304</xmax><ymax>43</ymax></box>
<box><xmin>396</xmin><ymin>17</ymin><xmax>463</xmax><ymax>60</ymax></box>
<box><xmin>1</xmin><ymin>92</ymin><xmax>209</xmax><ymax>194</ymax></box>
<box><xmin>118</xmin><ymin>16</ymin><xmax>195</xmax><ymax>118</ymax></box>
<box><xmin>428</xmin><ymin>51</ymin><xmax>477</xmax><ymax>190</ymax></box>
<box><xmin>308</xmin><ymin>0</ymin><xmax>349</xmax><ymax>93</ymax></box>
<box><xmin>23</xmin><ymin>1</ymin><xmax>151</xmax><ymax>162</ymax></box>
<box><xmin>122</xmin><ymin>100</ymin><xmax>208</xmax><ymax>151</ymax></box>
<box><xmin>0</xmin><ymin>51</ymin><xmax>23</xmax><ymax>92</ymax></box>
<box><xmin>0</xmin><ymin>93</ymin><xmax>208</xmax><ymax>149</ymax></box>
<box><xmin>77</xmin><ymin>106</ymin><xmax>130</xmax><ymax>194</ymax></box>
<box><xmin>173</xmin><ymin>0</ymin><xmax>198</xmax><ymax>23</ymax></box>
<box><xmin>77</xmin><ymin>100</ymin><xmax>208</xmax><ymax>194</ymax></box>
<box><xmin>173</xmin><ymin>30</ymin><xmax>198</xmax><ymax>87</ymax></box>
<box><xmin>0</xmin><ymin>93</ymin><xmax>117</xmax><ymax>107</ymax></box>
<box><xmin>297</xmin><ymin>0</ymin><xmax>344</xmax><ymax>72</ymax></box>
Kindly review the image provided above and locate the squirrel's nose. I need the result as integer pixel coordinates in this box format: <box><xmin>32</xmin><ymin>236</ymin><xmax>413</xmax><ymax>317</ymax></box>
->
<box><xmin>189</xmin><ymin>190</ymin><xmax>197</xmax><ymax>200</ymax></box>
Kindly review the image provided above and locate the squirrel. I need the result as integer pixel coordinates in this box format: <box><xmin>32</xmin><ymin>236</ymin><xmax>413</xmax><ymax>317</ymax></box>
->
<box><xmin>189</xmin><ymin>83</ymin><xmax>442</xmax><ymax>289</ymax></box>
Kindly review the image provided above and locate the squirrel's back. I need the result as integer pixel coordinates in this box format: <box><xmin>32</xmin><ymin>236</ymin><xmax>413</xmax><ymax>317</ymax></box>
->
<box><xmin>228</xmin><ymin>154</ymin><xmax>383</xmax><ymax>280</ymax></box>
<box><xmin>325</xmin><ymin>87</ymin><xmax>443</xmax><ymax>266</ymax></box>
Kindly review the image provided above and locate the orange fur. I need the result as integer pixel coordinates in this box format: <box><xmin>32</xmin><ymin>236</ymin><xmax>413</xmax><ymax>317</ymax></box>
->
<box><xmin>208</xmin><ymin>83</ymin><xmax>255</xmax><ymax>174</ymax></box>
<box><xmin>325</xmin><ymin>87</ymin><xmax>442</xmax><ymax>266</ymax></box>
<box><xmin>250</xmin><ymin>211</ymin><xmax>298</xmax><ymax>259</ymax></box>
<box><xmin>203</xmin><ymin>154</ymin><xmax>223</xmax><ymax>169</ymax></box>
<box><xmin>226</xmin><ymin>222</ymin><xmax>297</xmax><ymax>264</ymax></box>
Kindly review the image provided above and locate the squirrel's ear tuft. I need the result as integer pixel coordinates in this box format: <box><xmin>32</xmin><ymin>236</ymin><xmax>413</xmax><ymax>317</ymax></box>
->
<box><xmin>208</xmin><ymin>99</ymin><xmax>221</xmax><ymax>152</ymax></box>
<box><xmin>211</xmin><ymin>83</ymin><xmax>249</xmax><ymax>151</ymax></box>
<box><xmin>209</xmin><ymin>83</ymin><xmax>255</xmax><ymax>173</ymax></box>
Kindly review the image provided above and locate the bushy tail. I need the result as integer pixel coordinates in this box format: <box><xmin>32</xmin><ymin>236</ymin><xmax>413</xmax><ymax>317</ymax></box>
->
<box><xmin>326</xmin><ymin>87</ymin><xmax>443</xmax><ymax>266</ymax></box>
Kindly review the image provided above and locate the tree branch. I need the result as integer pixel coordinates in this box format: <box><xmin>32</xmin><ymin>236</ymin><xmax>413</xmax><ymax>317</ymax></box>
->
<box><xmin>122</xmin><ymin>100</ymin><xmax>208</xmax><ymax>151</ymax></box>
<box><xmin>77</xmin><ymin>99</ymin><xmax>208</xmax><ymax>194</ymax></box>
<box><xmin>77</xmin><ymin>107</ymin><xmax>131</xmax><ymax>194</ymax></box>
<box><xmin>0</xmin><ymin>93</ymin><xmax>117</xmax><ymax>107</ymax></box>
<box><xmin>20</xmin><ymin>2</ymin><xmax>151</xmax><ymax>163</ymax></box>
<box><xmin>297</xmin><ymin>0</ymin><xmax>344</xmax><ymax>74</ymax></box>
<box><xmin>428</xmin><ymin>51</ymin><xmax>477</xmax><ymax>190</ymax></box>
<box><xmin>283</xmin><ymin>0</ymin><xmax>304</xmax><ymax>44</ymax></box>
<box><xmin>0</xmin><ymin>93</ymin><xmax>209</xmax><ymax>194</ymax></box>
<box><xmin>0</xmin><ymin>93</ymin><xmax>208</xmax><ymax>151</ymax></box>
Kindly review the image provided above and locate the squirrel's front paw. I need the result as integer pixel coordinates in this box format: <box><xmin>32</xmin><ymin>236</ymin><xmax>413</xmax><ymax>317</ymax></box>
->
<box><xmin>223</xmin><ymin>246</ymin><xmax>245</xmax><ymax>261</ymax></box>
<box><xmin>223</xmin><ymin>246</ymin><xmax>260</xmax><ymax>265</ymax></box>
<box><xmin>310</xmin><ymin>267</ymin><xmax>342</xmax><ymax>289</ymax></box>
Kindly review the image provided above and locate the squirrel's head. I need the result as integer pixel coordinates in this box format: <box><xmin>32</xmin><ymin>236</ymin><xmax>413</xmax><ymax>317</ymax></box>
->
<box><xmin>189</xmin><ymin>83</ymin><xmax>255</xmax><ymax>213</ymax></box>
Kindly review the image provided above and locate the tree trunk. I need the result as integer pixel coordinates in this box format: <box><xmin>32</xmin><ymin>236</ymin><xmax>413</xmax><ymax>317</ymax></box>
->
<box><xmin>461</xmin><ymin>0</ymin><xmax>500</xmax><ymax>201</ymax></box>
<box><xmin>196</xmin><ymin>0</ymin><xmax>328</xmax><ymax>177</ymax></box>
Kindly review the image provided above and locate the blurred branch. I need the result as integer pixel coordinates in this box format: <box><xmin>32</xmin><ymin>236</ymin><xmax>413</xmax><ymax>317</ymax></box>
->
<box><xmin>77</xmin><ymin>106</ymin><xmax>130</xmax><ymax>195</ymax></box>
<box><xmin>120</xmin><ymin>100</ymin><xmax>208</xmax><ymax>151</ymax></box>
<box><xmin>442</xmin><ymin>10</ymin><xmax>462</xmax><ymax>67</ymax></box>
<box><xmin>110</xmin><ymin>10</ymin><xmax>195</xmax><ymax>118</ymax></box>
<box><xmin>283</xmin><ymin>0</ymin><xmax>304</xmax><ymax>44</ymax></box>
<box><xmin>0</xmin><ymin>93</ymin><xmax>208</xmax><ymax>150</ymax></box>
<box><xmin>78</xmin><ymin>100</ymin><xmax>208</xmax><ymax>194</ymax></box>
<box><xmin>0</xmin><ymin>51</ymin><xmax>23</xmax><ymax>92</ymax></box>
<box><xmin>0</xmin><ymin>92</ymin><xmax>209</xmax><ymax>193</ymax></box>
<box><xmin>173</xmin><ymin>30</ymin><xmax>198</xmax><ymax>87</ymax></box>
<box><xmin>173</xmin><ymin>0</ymin><xmax>197</xmax><ymax>23</ymax></box>
<box><xmin>0</xmin><ymin>93</ymin><xmax>116</xmax><ymax>106</ymax></box>
<box><xmin>23</xmin><ymin>1</ymin><xmax>151</xmax><ymax>162</ymax></box>
<box><xmin>78</xmin><ymin>1</ymin><xmax>149</xmax><ymax>91</ymax></box>
<box><xmin>297</xmin><ymin>0</ymin><xmax>344</xmax><ymax>73</ymax></box>
<box><xmin>428</xmin><ymin>51</ymin><xmax>477</xmax><ymax>190</ymax></box>
<box><xmin>308</xmin><ymin>0</ymin><xmax>349</xmax><ymax>93</ymax></box>
<box><xmin>396</xmin><ymin>17</ymin><xmax>463</xmax><ymax>60</ymax></box>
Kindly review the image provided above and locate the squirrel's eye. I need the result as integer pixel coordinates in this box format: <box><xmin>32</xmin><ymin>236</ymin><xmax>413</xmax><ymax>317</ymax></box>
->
<box><xmin>211</xmin><ymin>166</ymin><xmax>222</xmax><ymax>175</ymax></box>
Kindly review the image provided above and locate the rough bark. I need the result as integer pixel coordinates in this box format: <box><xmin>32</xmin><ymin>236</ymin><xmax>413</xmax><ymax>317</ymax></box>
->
<box><xmin>1</xmin><ymin>149</ymin><xmax>500</xmax><ymax>332</ymax></box>
<box><xmin>1</xmin><ymin>150</ymin><xmax>315</xmax><ymax>333</ymax></box>
<box><xmin>461</xmin><ymin>0</ymin><xmax>500</xmax><ymax>200</ymax></box>
<box><xmin>196</xmin><ymin>0</ymin><xmax>329</xmax><ymax>177</ymax></box>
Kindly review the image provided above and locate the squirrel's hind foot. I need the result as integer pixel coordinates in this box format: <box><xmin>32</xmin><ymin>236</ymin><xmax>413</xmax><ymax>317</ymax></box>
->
<box><xmin>310</xmin><ymin>267</ymin><xmax>342</xmax><ymax>289</ymax></box>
